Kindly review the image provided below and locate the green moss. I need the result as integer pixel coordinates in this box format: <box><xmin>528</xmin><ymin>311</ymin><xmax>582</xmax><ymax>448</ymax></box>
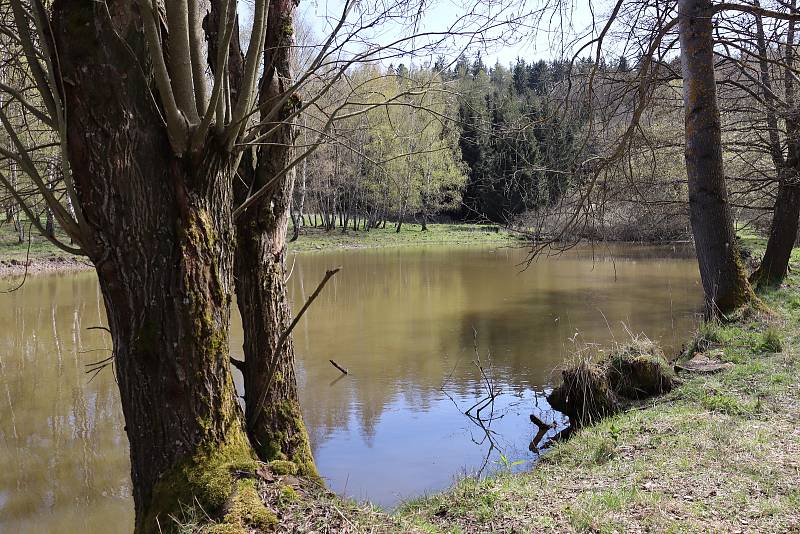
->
<box><xmin>206</xmin><ymin>524</ymin><xmax>246</xmax><ymax>534</ymax></box>
<box><xmin>204</xmin><ymin>480</ymin><xmax>277</xmax><ymax>533</ymax></box>
<box><xmin>606</xmin><ymin>341</ymin><xmax>675</xmax><ymax>399</ymax></box>
<box><xmin>222</xmin><ymin>479</ymin><xmax>277</xmax><ymax>529</ymax></box>
<box><xmin>142</xmin><ymin>429</ymin><xmax>258</xmax><ymax>533</ymax></box>
<box><xmin>281</xmin><ymin>18</ymin><xmax>294</xmax><ymax>36</ymax></box>
<box><xmin>697</xmin><ymin>245</ymin><xmax>762</xmax><ymax>316</ymax></box>
<box><xmin>254</xmin><ymin>399</ymin><xmax>319</xmax><ymax>478</ymax></box>
<box><xmin>278</xmin><ymin>485</ymin><xmax>299</xmax><ymax>504</ymax></box>
<box><xmin>268</xmin><ymin>460</ymin><xmax>298</xmax><ymax>476</ymax></box>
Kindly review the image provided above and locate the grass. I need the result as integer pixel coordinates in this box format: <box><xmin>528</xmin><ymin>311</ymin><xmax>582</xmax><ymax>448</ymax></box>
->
<box><xmin>0</xmin><ymin>218</ymin><xmax>517</xmax><ymax>273</ymax></box>
<box><xmin>241</xmin><ymin>232</ymin><xmax>800</xmax><ymax>533</ymax></box>
<box><xmin>0</xmin><ymin>218</ymin><xmax>77</xmax><ymax>262</ymax></box>
<box><xmin>286</xmin><ymin>221</ymin><xmax>517</xmax><ymax>252</ymax></box>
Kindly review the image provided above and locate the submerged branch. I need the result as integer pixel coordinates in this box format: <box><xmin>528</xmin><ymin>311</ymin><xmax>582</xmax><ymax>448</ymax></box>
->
<box><xmin>248</xmin><ymin>267</ymin><xmax>340</xmax><ymax>428</ymax></box>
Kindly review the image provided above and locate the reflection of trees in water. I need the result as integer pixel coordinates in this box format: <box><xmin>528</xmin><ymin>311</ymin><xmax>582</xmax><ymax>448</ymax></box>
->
<box><xmin>289</xmin><ymin>246</ymin><xmax>702</xmax><ymax>454</ymax></box>
<box><xmin>0</xmin><ymin>249</ymin><xmax>703</xmax><ymax>526</ymax></box>
<box><xmin>0</xmin><ymin>273</ymin><xmax>131</xmax><ymax>530</ymax></box>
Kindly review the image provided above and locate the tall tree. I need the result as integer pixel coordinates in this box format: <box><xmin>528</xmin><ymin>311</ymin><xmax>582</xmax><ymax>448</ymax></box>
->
<box><xmin>751</xmin><ymin>1</ymin><xmax>800</xmax><ymax>288</ymax></box>
<box><xmin>678</xmin><ymin>0</ymin><xmax>755</xmax><ymax>313</ymax></box>
<box><xmin>48</xmin><ymin>0</ymin><xmax>265</xmax><ymax>529</ymax></box>
<box><xmin>233</xmin><ymin>0</ymin><xmax>316</xmax><ymax>472</ymax></box>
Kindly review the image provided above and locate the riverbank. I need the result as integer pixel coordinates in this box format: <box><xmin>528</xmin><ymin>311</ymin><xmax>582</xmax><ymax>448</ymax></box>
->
<box><xmin>233</xmin><ymin>234</ymin><xmax>799</xmax><ymax>533</ymax></box>
<box><xmin>0</xmin><ymin>222</ymin><xmax>518</xmax><ymax>276</ymax></box>
<box><xmin>287</xmin><ymin>223</ymin><xmax>517</xmax><ymax>252</ymax></box>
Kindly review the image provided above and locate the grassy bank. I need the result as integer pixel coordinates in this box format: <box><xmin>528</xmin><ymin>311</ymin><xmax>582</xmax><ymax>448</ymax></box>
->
<box><xmin>0</xmin><ymin>221</ymin><xmax>91</xmax><ymax>275</ymax></box>
<box><xmin>0</xmin><ymin>221</ymin><xmax>517</xmax><ymax>275</ymax></box>
<box><xmin>234</xmin><ymin>235</ymin><xmax>800</xmax><ymax>534</ymax></box>
<box><xmin>287</xmin><ymin>223</ymin><xmax>516</xmax><ymax>252</ymax></box>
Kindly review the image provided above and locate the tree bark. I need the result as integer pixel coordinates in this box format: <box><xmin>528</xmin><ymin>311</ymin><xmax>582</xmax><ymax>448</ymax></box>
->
<box><xmin>233</xmin><ymin>0</ymin><xmax>316</xmax><ymax>474</ymax></box>
<box><xmin>9</xmin><ymin>163</ymin><xmax>22</xmax><ymax>242</ymax></box>
<box><xmin>678</xmin><ymin>0</ymin><xmax>755</xmax><ymax>314</ymax></box>
<box><xmin>755</xmin><ymin>178</ymin><xmax>800</xmax><ymax>287</ymax></box>
<box><xmin>53</xmin><ymin>3</ymin><xmax>256</xmax><ymax>532</ymax></box>
<box><xmin>45</xmin><ymin>169</ymin><xmax>55</xmax><ymax>238</ymax></box>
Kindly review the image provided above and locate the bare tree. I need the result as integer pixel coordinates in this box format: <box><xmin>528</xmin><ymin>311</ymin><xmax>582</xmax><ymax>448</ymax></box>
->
<box><xmin>679</xmin><ymin>0</ymin><xmax>755</xmax><ymax>312</ymax></box>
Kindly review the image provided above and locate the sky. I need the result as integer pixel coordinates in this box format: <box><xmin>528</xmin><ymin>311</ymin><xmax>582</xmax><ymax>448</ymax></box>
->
<box><xmin>294</xmin><ymin>0</ymin><xmax>603</xmax><ymax>70</ymax></box>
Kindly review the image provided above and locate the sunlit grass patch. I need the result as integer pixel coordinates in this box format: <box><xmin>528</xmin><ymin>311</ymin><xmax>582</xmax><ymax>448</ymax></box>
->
<box><xmin>287</xmin><ymin>222</ymin><xmax>518</xmax><ymax>253</ymax></box>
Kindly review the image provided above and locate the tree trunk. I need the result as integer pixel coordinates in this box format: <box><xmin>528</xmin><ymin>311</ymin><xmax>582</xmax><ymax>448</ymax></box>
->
<box><xmin>14</xmin><ymin>215</ymin><xmax>24</xmax><ymax>244</ymax></box>
<box><xmin>290</xmin><ymin>209</ymin><xmax>301</xmax><ymax>242</ymax></box>
<box><xmin>233</xmin><ymin>0</ymin><xmax>316</xmax><ymax>474</ymax></box>
<box><xmin>45</xmin><ymin>177</ymin><xmax>55</xmax><ymax>238</ymax></box>
<box><xmin>678</xmin><ymin>0</ymin><xmax>755</xmax><ymax>314</ymax></box>
<box><xmin>754</xmin><ymin>179</ymin><xmax>800</xmax><ymax>287</ymax></box>
<box><xmin>45</xmin><ymin>205</ymin><xmax>55</xmax><ymax>237</ymax></box>
<box><xmin>54</xmin><ymin>3</ymin><xmax>257</xmax><ymax>532</ymax></box>
<box><xmin>752</xmin><ymin>6</ymin><xmax>800</xmax><ymax>288</ymax></box>
<box><xmin>288</xmin><ymin>143</ymin><xmax>306</xmax><ymax>243</ymax></box>
<box><xmin>8</xmin><ymin>163</ymin><xmax>21</xmax><ymax>242</ymax></box>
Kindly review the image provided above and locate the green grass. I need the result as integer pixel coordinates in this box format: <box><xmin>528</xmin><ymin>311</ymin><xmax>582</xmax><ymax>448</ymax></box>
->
<box><xmin>286</xmin><ymin>221</ymin><xmax>517</xmax><ymax>252</ymax></box>
<box><xmin>0</xmin><ymin>218</ymin><xmax>518</xmax><ymax>271</ymax></box>
<box><xmin>0</xmin><ymin>217</ymin><xmax>77</xmax><ymax>262</ymax></box>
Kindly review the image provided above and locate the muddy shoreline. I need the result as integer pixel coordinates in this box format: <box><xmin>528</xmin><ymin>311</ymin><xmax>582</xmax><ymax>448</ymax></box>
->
<box><xmin>0</xmin><ymin>255</ymin><xmax>94</xmax><ymax>277</ymax></box>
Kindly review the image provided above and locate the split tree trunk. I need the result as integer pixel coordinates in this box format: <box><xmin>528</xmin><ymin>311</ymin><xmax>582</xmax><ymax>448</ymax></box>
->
<box><xmin>54</xmin><ymin>3</ymin><xmax>256</xmax><ymax>532</ymax></box>
<box><xmin>234</xmin><ymin>0</ymin><xmax>316</xmax><ymax>473</ymax></box>
<box><xmin>678</xmin><ymin>0</ymin><xmax>755</xmax><ymax>314</ymax></box>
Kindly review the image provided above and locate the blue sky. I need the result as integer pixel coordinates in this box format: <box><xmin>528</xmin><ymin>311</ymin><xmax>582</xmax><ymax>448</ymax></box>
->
<box><xmin>294</xmin><ymin>0</ymin><xmax>602</xmax><ymax>69</ymax></box>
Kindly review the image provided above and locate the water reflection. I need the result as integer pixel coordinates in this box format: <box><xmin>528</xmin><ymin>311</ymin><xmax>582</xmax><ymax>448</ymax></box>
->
<box><xmin>0</xmin><ymin>243</ymin><xmax>702</xmax><ymax>531</ymax></box>
<box><xmin>0</xmin><ymin>272</ymin><xmax>130</xmax><ymax>532</ymax></box>
<box><xmin>285</xmin><ymin>244</ymin><xmax>702</xmax><ymax>506</ymax></box>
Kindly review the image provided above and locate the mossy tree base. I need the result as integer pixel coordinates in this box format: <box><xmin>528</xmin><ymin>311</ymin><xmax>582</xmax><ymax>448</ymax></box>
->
<box><xmin>141</xmin><ymin>429</ymin><xmax>260</xmax><ymax>533</ymax></box>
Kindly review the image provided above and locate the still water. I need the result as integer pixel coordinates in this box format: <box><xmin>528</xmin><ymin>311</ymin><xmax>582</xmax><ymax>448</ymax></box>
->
<box><xmin>0</xmin><ymin>244</ymin><xmax>702</xmax><ymax>532</ymax></box>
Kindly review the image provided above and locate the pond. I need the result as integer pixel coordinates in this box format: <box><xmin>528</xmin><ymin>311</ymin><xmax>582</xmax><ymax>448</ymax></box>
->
<box><xmin>0</xmin><ymin>243</ymin><xmax>703</xmax><ymax>532</ymax></box>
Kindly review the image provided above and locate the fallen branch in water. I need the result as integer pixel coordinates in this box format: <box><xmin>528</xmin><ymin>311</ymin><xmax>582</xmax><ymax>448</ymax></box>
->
<box><xmin>249</xmin><ymin>267</ymin><xmax>341</xmax><ymax>428</ymax></box>
<box><xmin>529</xmin><ymin>413</ymin><xmax>557</xmax><ymax>451</ymax></box>
<box><xmin>329</xmin><ymin>359</ymin><xmax>348</xmax><ymax>374</ymax></box>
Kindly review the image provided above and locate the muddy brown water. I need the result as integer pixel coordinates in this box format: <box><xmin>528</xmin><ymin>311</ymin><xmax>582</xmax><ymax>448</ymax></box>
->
<box><xmin>0</xmin><ymin>243</ymin><xmax>703</xmax><ymax>532</ymax></box>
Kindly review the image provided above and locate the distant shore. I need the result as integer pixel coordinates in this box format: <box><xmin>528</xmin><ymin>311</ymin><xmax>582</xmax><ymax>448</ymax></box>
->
<box><xmin>0</xmin><ymin>255</ymin><xmax>93</xmax><ymax>277</ymax></box>
<box><xmin>0</xmin><ymin>223</ymin><xmax>519</xmax><ymax>277</ymax></box>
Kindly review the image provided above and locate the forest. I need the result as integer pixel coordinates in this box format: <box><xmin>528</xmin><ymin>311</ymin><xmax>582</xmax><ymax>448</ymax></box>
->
<box><xmin>1</xmin><ymin>0</ymin><xmax>800</xmax><ymax>532</ymax></box>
